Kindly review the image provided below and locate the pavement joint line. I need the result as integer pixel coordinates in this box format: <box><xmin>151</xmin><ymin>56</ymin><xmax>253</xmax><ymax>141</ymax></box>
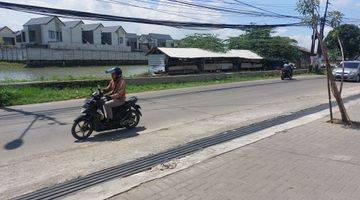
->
<box><xmin>65</xmin><ymin>97</ymin><xmax>360</xmax><ymax>200</ymax></box>
<box><xmin>14</xmin><ymin>92</ymin><xmax>360</xmax><ymax>200</ymax></box>
<box><xmin>252</xmin><ymin>144</ymin><xmax>360</xmax><ymax>168</ymax></box>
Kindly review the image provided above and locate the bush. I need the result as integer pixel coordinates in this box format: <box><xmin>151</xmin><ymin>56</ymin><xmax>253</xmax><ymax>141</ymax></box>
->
<box><xmin>0</xmin><ymin>88</ymin><xmax>17</xmax><ymax>107</ymax></box>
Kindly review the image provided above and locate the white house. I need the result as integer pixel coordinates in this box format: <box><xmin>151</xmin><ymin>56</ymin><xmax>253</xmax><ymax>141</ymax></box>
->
<box><xmin>62</xmin><ymin>20</ymin><xmax>84</xmax><ymax>44</ymax></box>
<box><xmin>81</xmin><ymin>23</ymin><xmax>103</xmax><ymax>45</ymax></box>
<box><xmin>0</xmin><ymin>26</ymin><xmax>16</xmax><ymax>45</ymax></box>
<box><xmin>125</xmin><ymin>33</ymin><xmax>139</xmax><ymax>51</ymax></box>
<box><xmin>23</xmin><ymin>16</ymin><xmax>65</xmax><ymax>45</ymax></box>
<box><xmin>101</xmin><ymin>26</ymin><xmax>126</xmax><ymax>47</ymax></box>
<box><xmin>138</xmin><ymin>33</ymin><xmax>173</xmax><ymax>51</ymax></box>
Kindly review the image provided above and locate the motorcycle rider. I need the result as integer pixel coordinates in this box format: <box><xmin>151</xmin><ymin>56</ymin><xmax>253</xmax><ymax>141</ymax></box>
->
<box><xmin>103</xmin><ymin>67</ymin><xmax>126</xmax><ymax>122</ymax></box>
<box><xmin>283</xmin><ymin>62</ymin><xmax>293</xmax><ymax>78</ymax></box>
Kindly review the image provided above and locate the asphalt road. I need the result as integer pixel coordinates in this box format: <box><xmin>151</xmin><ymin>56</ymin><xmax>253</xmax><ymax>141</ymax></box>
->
<box><xmin>1</xmin><ymin>75</ymin><xmax>360</xmax><ymax>198</ymax></box>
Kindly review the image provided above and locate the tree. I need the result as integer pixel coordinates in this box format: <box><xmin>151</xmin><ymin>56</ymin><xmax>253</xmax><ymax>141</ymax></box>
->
<box><xmin>227</xmin><ymin>28</ymin><xmax>301</xmax><ymax>62</ymax></box>
<box><xmin>325</xmin><ymin>24</ymin><xmax>360</xmax><ymax>60</ymax></box>
<box><xmin>178</xmin><ymin>33</ymin><xmax>226</xmax><ymax>52</ymax></box>
<box><xmin>297</xmin><ymin>0</ymin><xmax>351</xmax><ymax>124</ymax></box>
<box><xmin>296</xmin><ymin>0</ymin><xmax>320</xmax><ymax>55</ymax></box>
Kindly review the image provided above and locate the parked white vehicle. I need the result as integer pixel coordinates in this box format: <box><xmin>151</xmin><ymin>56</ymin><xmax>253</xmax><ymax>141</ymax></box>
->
<box><xmin>332</xmin><ymin>61</ymin><xmax>360</xmax><ymax>82</ymax></box>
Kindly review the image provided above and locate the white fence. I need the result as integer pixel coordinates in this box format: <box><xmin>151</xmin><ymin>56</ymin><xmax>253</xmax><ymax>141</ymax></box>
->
<box><xmin>0</xmin><ymin>47</ymin><xmax>27</xmax><ymax>61</ymax></box>
<box><xmin>48</xmin><ymin>43</ymin><xmax>132</xmax><ymax>52</ymax></box>
<box><xmin>0</xmin><ymin>47</ymin><xmax>147</xmax><ymax>62</ymax></box>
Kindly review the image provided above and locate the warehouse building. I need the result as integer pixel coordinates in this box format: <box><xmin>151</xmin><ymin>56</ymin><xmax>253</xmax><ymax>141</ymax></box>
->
<box><xmin>147</xmin><ymin>47</ymin><xmax>263</xmax><ymax>74</ymax></box>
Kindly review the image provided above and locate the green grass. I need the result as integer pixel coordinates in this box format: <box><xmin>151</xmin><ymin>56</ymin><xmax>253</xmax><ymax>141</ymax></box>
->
<box><xmin>1</xmin><ymin>72</ymin><xmax>154</xmax><ymax>84</ymax></box>
<box><xmin>0</xmin><ymin>75</ymin><xmax>107</xmax><ymax>84</ymax></box>
<box><xmin>0</xmin><ymin>61</ymin><xmax>26</xmax><ymax>68</ymax></box>
<box><xmin>0</xmin><ymin>72</ymin><xmax>315</xmax><ymax>106</ymax></box>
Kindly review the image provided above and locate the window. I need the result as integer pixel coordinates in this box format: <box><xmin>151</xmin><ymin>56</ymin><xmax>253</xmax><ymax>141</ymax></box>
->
<box><xmin>56</xmin><ymin>31</ymin><xmax>62</xmax><ymax>41</ymax></box>
<box><xmin>22</xmin><ymin>32</ymin><xmax>26</xmax><ymax>42</ymax></box>
<box><xmin>118</xmin><ymin>37</ymin><xmax>124</xmax><ymax>45</ymax></box>
<box><xmin>49</xmin><ymin>31</ymin><xmax>62</xmax><ymax>41</ymax></box>
<box><xmin>48</xmin><ymin>30</ymin><xmax>55</xmax><ymax>39</ymax></box>
<box><xmin>29</xmin><ymin>30</ymin><xmax>36</xmax><ymax>42</ymax></box>
<box><xmin>3</xmin><ymin>37</ymin><xmax>15</xmax><ymax>45</ymax></box>
<box><xmin>16</xmin><ymin>35</ymin><xmax>22</xmax><ymax>43</ymax></box>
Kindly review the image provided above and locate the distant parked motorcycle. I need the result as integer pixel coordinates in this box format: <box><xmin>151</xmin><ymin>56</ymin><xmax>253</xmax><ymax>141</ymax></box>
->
<box><xmin>281</xmin><ymin>64</ymin><xmax>293</xmax><ymax>80</ymax></box>
<box><xmin>71</xmin><ymin>86</ymin><xmax>142</xmax><ymax>140</ymax></box>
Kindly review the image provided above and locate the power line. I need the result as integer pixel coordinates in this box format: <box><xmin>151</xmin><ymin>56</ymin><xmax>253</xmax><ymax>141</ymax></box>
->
<box><xmin>161</xmin><ymin>0</ymin><xmax>300</xmax><ymax>19</ymax></box>
<box><xmin>95</xmin><ymin>0</ymin><xmax>204</xmax><ymax>21</ymax></box>
<box><xmin>0</xmin><ymin>1</ymin><xmax>305</xmax><ymax>30</ymax></box>
<box><xmin>231</xmin><ymin>0</ymin><xmax>299</xmax><ymax>19</ymax></box>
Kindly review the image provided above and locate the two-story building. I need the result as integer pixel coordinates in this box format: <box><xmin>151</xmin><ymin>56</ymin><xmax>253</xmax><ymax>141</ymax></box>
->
<box><xmin>23</xmin><ymin>16</ymin><xmax>64</xmax><ymax>45</ymax></box>
<box><xmin>81</xmin><ymin>23</ymin><xmax>104</xmax><ymax>45</ymax></box>
<box><xmin>138</xmin><ymin>33</ymin><xmax>174</xmax><ymax>51</ymax></box>
<box><xmin>125</xmin><ymin>33</ymin><xmax>139</xmax><ymax>51</ymax></box>
<box><xmin>2</xmin><ymin>16</ymin><xmax>175</xmax><ymax>52</ymax></box>
<box><xmin>101</xmin><ymin>25</ymin><xmax>126</xmax><ymax>47</ymax></box>
<box><xmin>0</xmin><ymin>26</ymin><xmax>16</xmax><ymax>45</ymax></box>
<box><xmin>62</xmin><ymin>20</ymin><xmax>84</xmax><ymax>44</ymax></box>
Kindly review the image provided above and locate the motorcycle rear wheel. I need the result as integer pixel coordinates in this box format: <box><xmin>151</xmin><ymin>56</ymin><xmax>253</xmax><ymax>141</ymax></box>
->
<box><xmin>125</xmin><ymin>110</ymin><xmax>140</xmax><ymax>129</ymax></box>
<box><xmin>71</xmin><ymin>117</ymin><xmax>94</xmax><ymax>140</ymax></box>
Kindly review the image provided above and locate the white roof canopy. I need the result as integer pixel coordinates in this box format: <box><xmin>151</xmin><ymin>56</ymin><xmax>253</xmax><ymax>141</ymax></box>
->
<box><xmin>152</xmin><ymin>48</ymin><xmax>263</xmax><ymax>60</ymax></box>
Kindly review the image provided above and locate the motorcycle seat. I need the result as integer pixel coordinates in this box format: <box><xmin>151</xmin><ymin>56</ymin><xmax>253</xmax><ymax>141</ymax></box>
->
<box><xmin>111</xmin><ymin>97</ymin><xmax>138</xmax><ymax>113</ymax></box>
<box><xmin>126</xmin><ymin>96</ymin><xmax>138</xmax><ymax>103</ymax></box>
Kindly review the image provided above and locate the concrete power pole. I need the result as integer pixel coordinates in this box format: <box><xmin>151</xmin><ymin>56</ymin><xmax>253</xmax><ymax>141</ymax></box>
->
<box><xmin>310</xmin><ymin>0</ymin><xmax>316</xmax><ymax>55</ymax></box>
<box><xmin>317</xmin><ymin>0</ymin><xmax>330</xmax><ymax>57</ymax></box>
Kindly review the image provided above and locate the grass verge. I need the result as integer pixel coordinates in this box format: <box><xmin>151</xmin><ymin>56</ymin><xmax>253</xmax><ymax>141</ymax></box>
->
<box><xmin>0</xmin><ymin>72</ymin><xmax>315</xmax><ymax>107</ymax></box>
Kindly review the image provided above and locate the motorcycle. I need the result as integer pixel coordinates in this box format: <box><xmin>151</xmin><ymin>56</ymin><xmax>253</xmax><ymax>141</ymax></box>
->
<box><xmin>281</xmin><ymin>67</ymin><xmax>293</xmax><ymax>80</ymax></box>
<box><xmin>71</xmin><ymin>86</ymin><xmax>142</xmax><ymax>140</ymax></box>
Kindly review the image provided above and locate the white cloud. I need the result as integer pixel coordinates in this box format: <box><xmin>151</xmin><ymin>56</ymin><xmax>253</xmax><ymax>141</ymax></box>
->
<box><xmin>0</xmin><ymin>0</ymin><xmax>315</xmax><ymax>46</ymax></box>
<box><xmin>272</xmin><ymin>27</ymin><xmax>289</xmax><ymax>37</ymax></box>
<box><xmin>289</xmin><ymin>35</ymin><xmax>312</xmax><ymax>49</ymax></box>
<box><xmin>0</xmin><ymin>0</ymin><xmax>227</xmax><ymax>37</ymax></box>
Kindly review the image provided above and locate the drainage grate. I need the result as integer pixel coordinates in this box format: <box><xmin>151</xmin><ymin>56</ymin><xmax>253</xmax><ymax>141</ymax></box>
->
<box><xmin>14</xmin><ymin>93</ymin><xmax>360</xmax><ymax>200</ymax></box>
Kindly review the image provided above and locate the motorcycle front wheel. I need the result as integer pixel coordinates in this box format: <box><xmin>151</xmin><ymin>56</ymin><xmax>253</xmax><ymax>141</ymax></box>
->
<box><xmin>71</xmin><ymin>117</ymin><xmax>94</xmax><ymax>140</ymax></box>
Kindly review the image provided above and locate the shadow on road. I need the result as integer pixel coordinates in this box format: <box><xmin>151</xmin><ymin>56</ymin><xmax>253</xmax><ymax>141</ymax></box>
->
<box><xmin>78</xmin><ymin>126</ymin><xmax>146</xmax><ymax>143</ymax></box>
<box><xmin>3</xmin><ymin>107</ymin><xmax>67</xmax><ymax>151</ymax></box>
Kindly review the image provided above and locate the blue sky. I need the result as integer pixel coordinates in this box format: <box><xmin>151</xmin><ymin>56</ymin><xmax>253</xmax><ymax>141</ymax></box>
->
<box><xmin>0</xmin><ymin>0</ymin><xmax>359</xmax><ymax>49</ymax></box>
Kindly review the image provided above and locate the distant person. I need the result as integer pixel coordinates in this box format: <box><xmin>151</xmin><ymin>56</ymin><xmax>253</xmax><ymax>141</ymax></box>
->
<box><xmin>103</xmin><ymin>67</ymin><xmax>126</xmax><ymax>122</ymax></box>
<box><xmin>283</xmin><ymin>63</ymin><xmax>293</xmax><ymax>77</ymax></box>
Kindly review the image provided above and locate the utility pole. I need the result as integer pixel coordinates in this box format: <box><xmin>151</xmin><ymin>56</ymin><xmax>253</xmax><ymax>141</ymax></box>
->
<box><xmin>310</xmin><ymin>0</ymin><xmax>316</xmax><ymax>55</ymax></box>
<box><xmin>317</xmin><ymin>0</ymin><xmax>330</xmax><ymax>57</ymax></box>
<box><xmin>309</xmin><ymin>0</ymin><xmax>316</xmax><ymax>73</ymax></box>
<box><xmin>320</xmin><ymin>0</ymin><xmax>333</xmax><ymax>122</ymax></box>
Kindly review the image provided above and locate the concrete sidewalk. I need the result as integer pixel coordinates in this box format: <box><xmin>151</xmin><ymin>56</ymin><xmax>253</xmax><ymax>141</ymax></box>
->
<box><xmin>111</xmin><ymin>106</ymin><xmax>360</xmax><ymax>200</ymax></box>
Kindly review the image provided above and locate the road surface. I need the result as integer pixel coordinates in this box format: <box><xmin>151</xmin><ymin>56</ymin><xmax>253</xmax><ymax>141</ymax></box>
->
<box><xmin>1</xmin><ymin>75</ymin><xmax>360</xmax><ymax>198</ymax></box>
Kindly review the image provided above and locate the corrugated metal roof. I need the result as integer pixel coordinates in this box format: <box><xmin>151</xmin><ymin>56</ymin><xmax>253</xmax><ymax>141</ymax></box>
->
<box><xmin>126</xmin><ymin>33</ymin><xmax>138</xmax><ymax>38</ymax></box>
<box><xmin>155</xmin><ymin>48</ymin><xmax>263</xmax><ymax>60</ymax></box>
<box><xmin>149</xmin><ymin>33</ymin><xmax>173</xmax><ymax>40</ymax></box>
<box><xmin>102</xmin><ymin>26</ymin><xmax>119</xmax><ymax>33</ymax></box>
<box><xmin>64</xmin><ymin>20</ymin><xmax>83</xmax><ymax>28</ymax></box>
<box><xmin>101</xmin><ymin>25</ymin><xmax>125</xmax><ymax>33</ymax></box>
<box><xmin>0</xmin><ymin>26</ymin><xmax>15</xmax><ymax>34</ymax></box>
<box><xmin>24</xmin><ymin>16</ymin><xmax>55</xmax><ymax>26</ymax></box>
<box><xmin>82</xmin><ymin>23</ymin><xmax>103</xmax><ymax>31</ymax></box>
<box><xmin>227</xmin><ymin>49</ymin><xmax>263</xmax><ymax>60</ymax></box>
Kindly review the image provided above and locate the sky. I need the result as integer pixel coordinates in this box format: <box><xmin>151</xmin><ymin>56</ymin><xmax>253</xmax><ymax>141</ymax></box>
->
<box><xmin>0</xmin><ymin>0</ymin><xmax>359</xmax><ymax>49</ymax></box>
